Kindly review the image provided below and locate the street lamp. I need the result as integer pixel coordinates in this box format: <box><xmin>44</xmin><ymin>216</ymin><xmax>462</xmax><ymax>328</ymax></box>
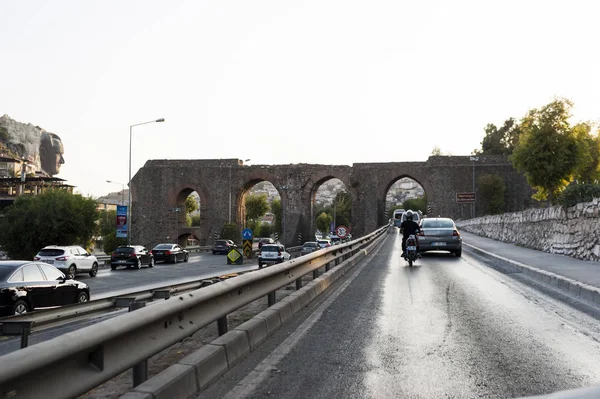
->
<box><xmin>106</xmin><ymin>180</ymin><xmax>125</xmax><ymax>205</ymax></box>
<box><xmin>228</xmin><ymin>159</ymin><xmax>250</xmax><ymax>223</ymax></box>
<box><xmin>128</xmin><ymin>118</ymin><xmax>165</xmax><ymax>245</ymax></box>
<box><xmin>469</xmin><ymin>156</ymin><xmax>479</xmax><ymax>218</ymax></box>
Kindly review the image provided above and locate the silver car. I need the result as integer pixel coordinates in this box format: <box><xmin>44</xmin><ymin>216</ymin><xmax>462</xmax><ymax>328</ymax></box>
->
<box><xmin>34</xmin><ymin>245</ymin><xmax>100</xmax><ymax>278</ymax></box>
<box><xmin>301</xmin><ymin>241</ymin><xmax>320</xmax><ymax>256</ymax></box>
<box><xmin>417</xmin><ymin>217</ymin><xmax>462</xmax><ymax>257</ymax></box>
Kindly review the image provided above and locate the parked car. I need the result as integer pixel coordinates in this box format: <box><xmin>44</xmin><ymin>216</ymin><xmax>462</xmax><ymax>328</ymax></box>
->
<box><xmin>0</xmin><ymin>260</ymin><xmax>90</xmax><ymax>316</ymax></box>
<box><xmin>34</xmin><ymin>245</ymin><xmax>100</xmax><ymax>278</ymax></box>
<box><xmin>151</xmin><ymin>243</ymin><xmax>189</xmax><ymax>263</ymax></box>
<box><xmin>258</xmin><ymin>244</ymin><xmax>291</xmax><ymax>268</ymax></box>
<box><xmin>110</xmin><ymin>245</ymin><xmax>154</xmax><ymax>270</ymax></box>
<box><xmin>317</xmin><ymin>239</ymin><xmax>331</xmax><ymax>249</ymax></box>
<box><xmin>417</xmin><ymin>217</ymin><xmax>462</xmax><ymax>257</ymax></box>
<box><xmin>329</xmin><ymin>235</ymin><xmax>341</xmax><ymax>245</ymax></box>
<box><xmin>301</xmin><ymin>241</ymin><xmax>320</xmax><ymax>256</ymax></box>
<box><xmin>212</xmin><ymin>239</ymin><xmax>237</xmax><ymax>255</ymax></box>
<box><xmin>258</xmin><ymin>237</ymin><xmax>275</xmax><ymax>249</ymax></box>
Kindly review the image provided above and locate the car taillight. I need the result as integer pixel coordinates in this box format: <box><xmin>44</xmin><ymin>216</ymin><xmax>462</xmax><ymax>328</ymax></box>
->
<box><xmin>452</xmin><ymin>230</ymin><xmax>460</xmax><ymax>236</ymax></box>
<box><xmin>165</xmin><ymin>250</ymin><xmax>171</xmax><ymax>255</ymax></box>
<box><xmin>112</xmin><ymin>252</ymin><xmax>117</xmax><ymax>257</ymax></box>
<box><xmin>417</xmin><ymin>231</ymin><xmax>424</xmax><ymax>236</ymax></box>
<box><xmin>278</xmin><ymin>251</ymin><xmax>281</xmax><ymax>256</ymax></box>
<box><xmin>56</xmin><ymin>256</ymin><xmax>69</xmax><ymax>261</ymax></box>
<box><xmin>34</xmin><ymin>256</ymin><xmax>41</xmax><ymax>260</ymax></box>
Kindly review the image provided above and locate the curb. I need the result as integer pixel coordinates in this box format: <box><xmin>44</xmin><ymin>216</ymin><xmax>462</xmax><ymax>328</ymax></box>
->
<box><xmin>120</xmin><ymin>231</ymin><xmax>388</xmax><ymax>399</ymax></box>
<box><xmin>463</xmin><ymin>242</ymin><xmax>600</xmax><ymax>306</ymax></box>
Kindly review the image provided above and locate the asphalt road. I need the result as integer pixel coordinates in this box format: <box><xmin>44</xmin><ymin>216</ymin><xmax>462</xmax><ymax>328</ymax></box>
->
<box><xmin>198</xmin><ymin>231</ymin><xmax>600</xmax><ymax>399</ymax></box>
<box><xmin>85</xmin><ymin>252</ymin><xmax>260</xmax><ymax>298</ymax></box>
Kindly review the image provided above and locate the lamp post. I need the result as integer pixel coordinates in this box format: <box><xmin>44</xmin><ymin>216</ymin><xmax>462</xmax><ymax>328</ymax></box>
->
<box><xmin>280</xmin><ymin>185</ymin><xmax>288</xmax><ymax>246</ymax></box>
<box><xmin>228</xmin><ymin>159</ymin><xmax>250</xmax><ymax>224</ymax></box>
<box><xmin>106</xmin><ymin>180</ymin><xmax>125</xmax><ymax>205</ymax></box>
<box><xmin>128</xmin><ymin>118</ymin><xmax>165</xmax><ymax>245</ymax></box>
<box><xmin>469</xmin><ymin>156</ymin><xmax>479</xmax><ymax>218</ymax></box>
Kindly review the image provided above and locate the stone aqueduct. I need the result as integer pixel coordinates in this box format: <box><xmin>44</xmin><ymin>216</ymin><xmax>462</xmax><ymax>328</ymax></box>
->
<box><xmin>130</xmin><ymin>155</ymin><xmax>534</xmax><ymax>248</ymax></box>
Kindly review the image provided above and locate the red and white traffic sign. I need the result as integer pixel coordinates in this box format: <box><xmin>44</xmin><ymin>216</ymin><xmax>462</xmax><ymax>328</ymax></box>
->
<box><xmin>336</xmin><ymin>225</ymin><xmax>349</xmax><ymax>238</ymax></box>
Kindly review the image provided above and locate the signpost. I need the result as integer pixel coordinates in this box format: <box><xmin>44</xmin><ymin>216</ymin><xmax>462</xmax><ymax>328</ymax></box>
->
<box><xmin>335</xmin><ymin>225</ymin><xmax>349</xmax><ymax>239</ymax></box>
<box><xmin>227</xmin><ymin>248</ymin><xmax>243</xmax><ymax>265</ymax></box>
<box><xmin>116</xmin><ymin>205</ymin><xmax>128</xmax><ymax>238</ymax></box>
<box><xmin>242</xmin><ymin>228</ymin><xmax>253</xmax><ymax>258</ymax></box>
<box><xmin>456</xmin><ymin>192</ymin><xmax>476</xmax><ymax>203</ymax></box>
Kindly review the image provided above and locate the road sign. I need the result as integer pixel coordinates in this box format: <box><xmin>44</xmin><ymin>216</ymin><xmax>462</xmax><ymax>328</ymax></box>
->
<box><xmin>242</xmin><ymin>228</ymin><xmax>253</xmax><ymax>240</ymax></box>
<box><xmin>243</xmin><ymin>240</ymin><xmax>253</xmax><ymax>258</ymax></box>
<box><xmin>456</xmin><ymin>192</ymin><xmax>476</xmax><ymax>203</ymax></box>
<box><xmin>298</xmin><ymin>233</ymin><xmax>302</xmax><ymax>243</ymax></box>
<box><xmin>227</xmin><ymin>248</ymin><xmax>243</xmax><ymax>265</ymax></box>
<box><xmin>213</xmin><ymin>232</ymin><xmax>219</xmax><ymax>240</ymax></box>
<box><xmin>273</xmin><ymin>232</ymin><xmax>279</xmax><ymax>241</ymax></box>
<box><xmin>336</xmin><ymin>225</ymin><xmax>349</xmax><ymax>238</ymax></box>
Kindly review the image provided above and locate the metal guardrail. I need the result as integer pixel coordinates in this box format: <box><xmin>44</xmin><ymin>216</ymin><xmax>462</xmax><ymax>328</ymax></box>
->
<box><xmin>0</xmin><ymin>226</ymin><xmax>388</xmax><ymax>398</ymax></box>
<box><xmin>0</xmin><ymin>273</ymin><xmax>243</xmax><ymax>344</ymax></box>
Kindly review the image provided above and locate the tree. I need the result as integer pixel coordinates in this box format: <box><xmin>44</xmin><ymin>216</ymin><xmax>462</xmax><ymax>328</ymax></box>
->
<box><xmin>478</xmin><ymin>174</ymin><xmax>506</xmax><ymax>215</ymax></box>
<box><xmin>0</xmin><ymin>189</ymin><xmax>99</xmax><ymax>259</ymax></box>
<box><xmin>98</xmin><ymin>209</ymin><xmax>127</xmax><ymax>254</ymax></box>
<box><xmin>220</xmin><ymin>223</ymin><xmax>240</xmax><ymax>243</ymax></box>
<box><xmin>572</xmin><ymin>122</ymin><xmax>600</xmax><ymax>183</ymax></box>
<box><xmin>332</xmin><ymin>191</ymin><xmax>352</xmax><ymax>227</ymax></box>
<box><xmin>271</xmin><ymin>199</ymin><xmax>282</xmax><ymax>234</ymax></box>
<box><xmin>431</xmin><ymin>145</ymin><xmax>443</xmax><ymax>156</ymax></box>
<box><xmin>245</xmin><ymin>194</ymin><xmax>269</xmax><ymax>225</ymax></box>
<box><xmin>402</xmin><ymin>196</ymin><xmax>427</xmax><ymax>214</ymax></box>
<box><xmin>316</xmin><ymin>212</ymin><xmax>332</xmax><ymax>234</ymax></box>
<box><xmin>510</xmin><ymin>98</ymin><xmax>582</xmax><ymax>204</ymax></box>
<box><xmin>185</xmin><ymin>196</ymin><xmax>198</xmax><ymax>214</ymax></box>
<box><xmin>475</xmin><ymin>118</ymin><xmax>521</xmax><ymax>155</ymax></box>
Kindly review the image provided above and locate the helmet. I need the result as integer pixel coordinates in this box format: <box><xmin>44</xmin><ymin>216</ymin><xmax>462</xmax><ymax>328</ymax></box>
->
<box><xmin>406</xmin><ymin>210</ymin><xmax>414</xmax><ymax>221</ymax></box>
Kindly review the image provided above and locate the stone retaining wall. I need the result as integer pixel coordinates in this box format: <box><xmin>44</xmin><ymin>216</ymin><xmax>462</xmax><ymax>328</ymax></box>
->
<box><xmin>456</xmin><ymin>199</ymin><xmax>600</xmax><ymax>262</ymax></box>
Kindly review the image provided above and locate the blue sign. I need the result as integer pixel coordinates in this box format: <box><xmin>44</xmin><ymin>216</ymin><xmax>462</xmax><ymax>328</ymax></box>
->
<box><xmin>242</xmin><ymin>228</ymin><xmax>253</xmax><ymax>240</ymax></box>
<box><xmin>116</xmin><ymin>205</ymin><xmax>128</xmax><ymax>238</ymax></box>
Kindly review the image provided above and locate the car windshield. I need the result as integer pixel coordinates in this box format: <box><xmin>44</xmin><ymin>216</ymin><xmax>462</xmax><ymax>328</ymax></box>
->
<box><xmin>115</xmin><ymin>247</ymin><xmax>134</xmax><ymax>254</ymax></box>
<box><xmin>304</xmin><ymin>243</ymin><xmax>317</xmax><ymax>248</ymax></box>
<box><xmin>38</xmin><ymin>249</ymin><xmax>65</xmax><ymax>257</ymax></box>
<box><xmin>154</xmin><ymin>244</ymin><xmax>173</xmax><ymax>249</ymax></box>
<box><xmin>215</xmin><ymin>240</ymin><xmax>228</xmax><ymax>245</ymax></box>
<box><xmin>261</xmin><ymin>245</ymin><xmax>279</xmax><ymax>252</ymax></box>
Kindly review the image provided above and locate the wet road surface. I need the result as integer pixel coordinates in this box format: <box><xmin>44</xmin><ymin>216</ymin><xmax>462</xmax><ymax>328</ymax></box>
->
<box><xmin>198</xmin><ymin>231</ymin><xmax>600</xmax><ymax>398</ymax></box>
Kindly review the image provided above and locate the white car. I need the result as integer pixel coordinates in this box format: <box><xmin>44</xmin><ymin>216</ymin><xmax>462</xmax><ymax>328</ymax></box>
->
<box><xmin>258</xmin><ymin>244</ymin><xmax>291</xmax><ymax>268</ymax></box>
<box><xmin>34</xmin><ymin>245</ymin><xmax>100</xmax><ymax>278</ymax></box>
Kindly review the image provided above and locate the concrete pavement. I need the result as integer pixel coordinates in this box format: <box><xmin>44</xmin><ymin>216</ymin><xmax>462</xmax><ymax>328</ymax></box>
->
<box><xmin>461</xmin><ymin>231</ymin><xmax>600</xmax><ymax>304</ymax></box>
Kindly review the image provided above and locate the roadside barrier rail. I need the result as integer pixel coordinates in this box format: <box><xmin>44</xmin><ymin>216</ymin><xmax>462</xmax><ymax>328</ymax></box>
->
<box><xmin>0</xmin><ymin>226</ymin><xmax>388</xmax><ymax>399</ymax></box>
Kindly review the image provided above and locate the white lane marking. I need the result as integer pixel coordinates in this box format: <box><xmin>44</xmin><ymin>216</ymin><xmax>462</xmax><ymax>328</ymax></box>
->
<box><xmin>221</xmin><ymin>238</ymin><xmax>386</xmax><ymax>399</ymax></box>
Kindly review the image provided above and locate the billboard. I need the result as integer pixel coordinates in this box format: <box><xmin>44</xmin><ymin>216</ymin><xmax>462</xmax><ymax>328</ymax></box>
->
<box><xmin>116</xmin><ymin>205</ymin><xmax>128</xmax><ymax>238</ymax></box>
<box><xmin>456</xmin><ymin>192</ymin><xmax>476</xmax><ymax>203</ymax></box>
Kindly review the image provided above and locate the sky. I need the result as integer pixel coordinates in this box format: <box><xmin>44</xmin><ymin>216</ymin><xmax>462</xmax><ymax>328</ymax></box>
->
<box><xmin>1</xmin><ymin>0</ymin><xmax>599</xmax><ymax>198</ymax></box>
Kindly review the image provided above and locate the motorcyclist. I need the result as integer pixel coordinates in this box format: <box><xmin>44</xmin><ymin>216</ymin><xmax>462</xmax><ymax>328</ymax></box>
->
<box><xmin>400</xmin><ymin>210</ymin><xmax>420</xmax><ymax>258</ymax></box>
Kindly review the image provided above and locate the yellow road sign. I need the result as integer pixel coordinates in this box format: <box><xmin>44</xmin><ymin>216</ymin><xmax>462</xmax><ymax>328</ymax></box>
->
<box><xmin>227</xmin><ymin>248</ymin><xmax>243</xmax><ymax>265</ymax></box>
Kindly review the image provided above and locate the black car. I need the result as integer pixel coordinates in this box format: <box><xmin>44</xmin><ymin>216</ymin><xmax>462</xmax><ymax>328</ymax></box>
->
<box><xmin>151</xmin><ymin>243</ymin><xmax>189</xmax><ymax>263</ymax></box>
<box><xmin>212</xmin><ymin>239</ymin><xmax>237</xmax><ymax>255</ymax></box>
<box><xmin>110</xmin><ymin>245</ymin><xmax>154</xmax><ymax>270</ymax></box>
<box><xmin>0</xmin><ymin>261</ymin><xmax>90</xmax><ymax>316</ymax></box>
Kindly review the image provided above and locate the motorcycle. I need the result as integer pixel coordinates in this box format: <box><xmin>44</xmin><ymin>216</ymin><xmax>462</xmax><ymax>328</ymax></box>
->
<box><xmin>404</xmin><ymin>234</ymin><xmax>419</xmax><ymax>266</ymax></box>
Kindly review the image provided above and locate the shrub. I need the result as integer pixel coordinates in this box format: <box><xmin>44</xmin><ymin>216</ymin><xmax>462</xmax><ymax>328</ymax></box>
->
<box><xmin>558</xmin><ymin>182</ymin><xmax>600</xmax><ymax>208</ymax></box>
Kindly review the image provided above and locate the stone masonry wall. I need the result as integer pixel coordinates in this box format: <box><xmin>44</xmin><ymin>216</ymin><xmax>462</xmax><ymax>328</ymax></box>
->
<box><xmin>456</xmin><ymin>199</ymin><xmax>600</xmax><ymax>262</ymax></box>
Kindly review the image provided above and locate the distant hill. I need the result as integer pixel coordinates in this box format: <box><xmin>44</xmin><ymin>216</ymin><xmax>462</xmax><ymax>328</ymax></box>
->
<box><xmin>96</xmin><ymin>189</ymin><xmax>129</xmax><ymax>205</ymax></box>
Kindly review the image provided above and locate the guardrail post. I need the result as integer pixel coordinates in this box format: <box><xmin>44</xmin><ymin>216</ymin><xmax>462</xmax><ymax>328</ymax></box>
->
<box><xmin>295</xmin><ymin>278</ymin><xmax>302</xmax><ymax>290</ymax></box>
<box><xmin>0</xmin><ymin>321</ymin><xmax>34</xmax><ymax>349</ymax></box>
<box><xmin>217</xmin><ymin>316</ymin><xmax>228</xmax><ymax>336</ymax></box>
<box><xmin>130</xmin><ymin>301</ymin><xmax>148</xmax><ymax>387</ymax></box>
<box><xmin>312</xmin><ymin>269</ymin><xmax>319</xmax><ymax>279</ymax></box>
<box><xmin>268</xmin><ymin>291</ymin><xmax>276</xmax><ymax>306</ymax></box>
<box><xmin>325</xmin><ymin>261</ymin><xmax>331</xmax><ymax>271</ymax></box>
